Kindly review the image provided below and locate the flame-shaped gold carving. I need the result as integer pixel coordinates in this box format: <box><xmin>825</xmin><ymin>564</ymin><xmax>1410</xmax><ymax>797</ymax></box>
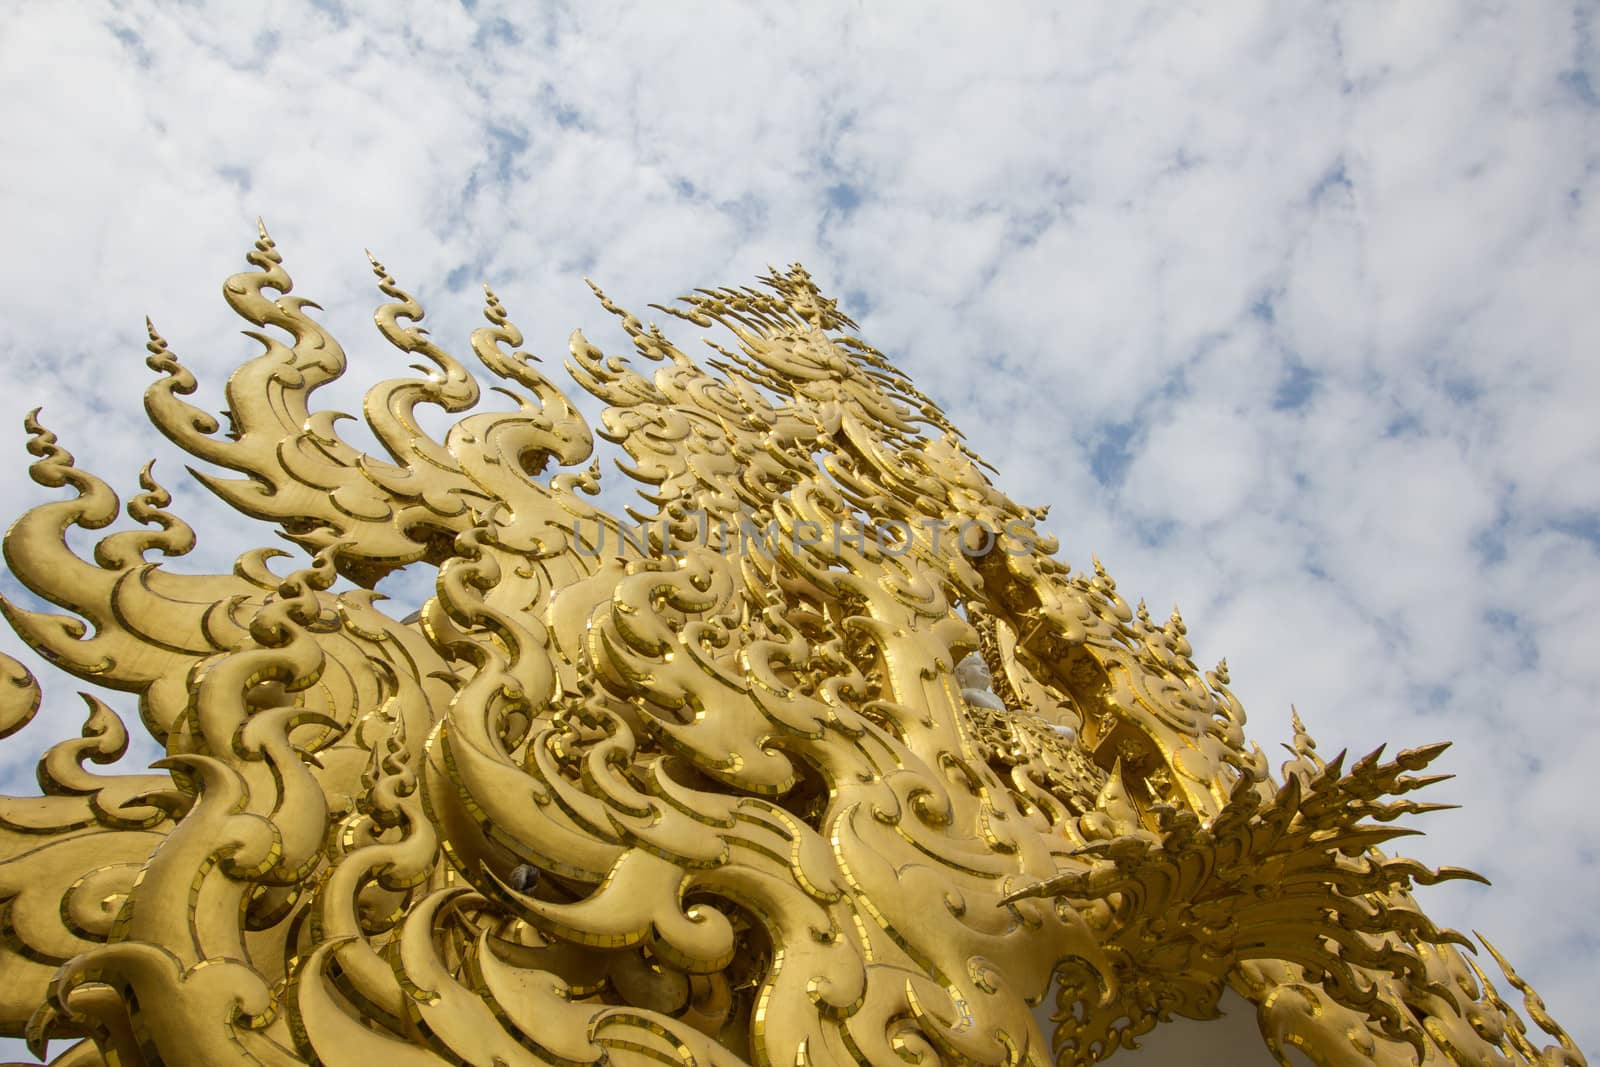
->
<box><xmin>0</xmin><ymin>223</ymin><xmax>1584</xmax><ymax>1066</ymax></box>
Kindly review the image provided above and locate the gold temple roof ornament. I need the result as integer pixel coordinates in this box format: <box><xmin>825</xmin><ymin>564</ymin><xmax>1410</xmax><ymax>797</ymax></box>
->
<box><xmin>0</xmin><ymin>222</ymin><xmax>1584</xmax><ymax>1066</ymax></box>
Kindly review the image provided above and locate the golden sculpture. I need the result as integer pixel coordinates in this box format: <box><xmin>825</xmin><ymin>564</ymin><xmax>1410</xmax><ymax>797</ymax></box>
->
<box><xmin>0</xmin><ymin>223</ymin><xmax>1585</xmax><ymax>1066</ymax></box>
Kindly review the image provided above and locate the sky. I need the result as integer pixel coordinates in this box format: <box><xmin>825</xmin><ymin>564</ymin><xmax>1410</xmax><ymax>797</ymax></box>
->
<box><xmin>0</xmin><ymin>1</ymin><xmax>1595</xmax><ymax>1062</ymax></box>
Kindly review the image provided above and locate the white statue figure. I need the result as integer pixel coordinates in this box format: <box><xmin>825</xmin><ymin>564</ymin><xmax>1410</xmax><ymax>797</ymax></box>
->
<box><xmin>956</xmin><ymin>652</ymin><xmax>1008</xmax><ymax>711</ymax></box>
<box><xmin>956</xmin><ymin>651</ymin><xmax>1077</xmax><ymax>742</ymax></box>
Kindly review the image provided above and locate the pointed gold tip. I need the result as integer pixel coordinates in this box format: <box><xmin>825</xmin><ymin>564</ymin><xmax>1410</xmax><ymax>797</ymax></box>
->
<box><xmin>366</xmin><ymin>251</ymin><xmax>397</xmax><ymax>286</ymax></box>
<box><xmin>1406</xmin><ymin>772</ymin><xmax>1454</xmax><ymax>789</ymax></box>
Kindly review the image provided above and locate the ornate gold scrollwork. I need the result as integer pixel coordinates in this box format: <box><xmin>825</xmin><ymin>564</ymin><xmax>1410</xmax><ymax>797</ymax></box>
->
<box><xmin>0</xmin><ymin>224</ymin><xmax>1583</xmax><ymax>1066</ymax></box>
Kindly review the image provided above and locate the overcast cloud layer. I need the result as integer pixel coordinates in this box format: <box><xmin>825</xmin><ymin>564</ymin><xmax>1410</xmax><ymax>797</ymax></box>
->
<box><xmin>0</xmin><ymin>1</ymin><xmax>1594</xmax><ymax>1060</ymax></box>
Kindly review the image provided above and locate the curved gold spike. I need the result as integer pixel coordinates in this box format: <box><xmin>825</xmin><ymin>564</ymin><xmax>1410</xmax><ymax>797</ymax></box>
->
<box><xmin>0</xmin><ymin>653</ymin><xmax>40</xmax><ymax>741</ymax></box>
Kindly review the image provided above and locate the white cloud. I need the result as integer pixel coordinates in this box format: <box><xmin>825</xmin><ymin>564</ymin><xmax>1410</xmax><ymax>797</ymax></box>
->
<box><xmin>0</xmin><ymin>0</ymin><xmax>1595</xmax><ymax>1059</ymax></box>
<box><xmin>1121</xmin><ymin>400</ymin><xmax>1266</xmax><ymax>526</ymax></box>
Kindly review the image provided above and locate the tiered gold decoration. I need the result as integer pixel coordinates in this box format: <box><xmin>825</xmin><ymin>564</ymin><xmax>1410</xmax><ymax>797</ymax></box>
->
<box><xmin>0</xmin><ymin>224</ymin><xmax>1585</xmax><ymax>1066</ymax></box>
